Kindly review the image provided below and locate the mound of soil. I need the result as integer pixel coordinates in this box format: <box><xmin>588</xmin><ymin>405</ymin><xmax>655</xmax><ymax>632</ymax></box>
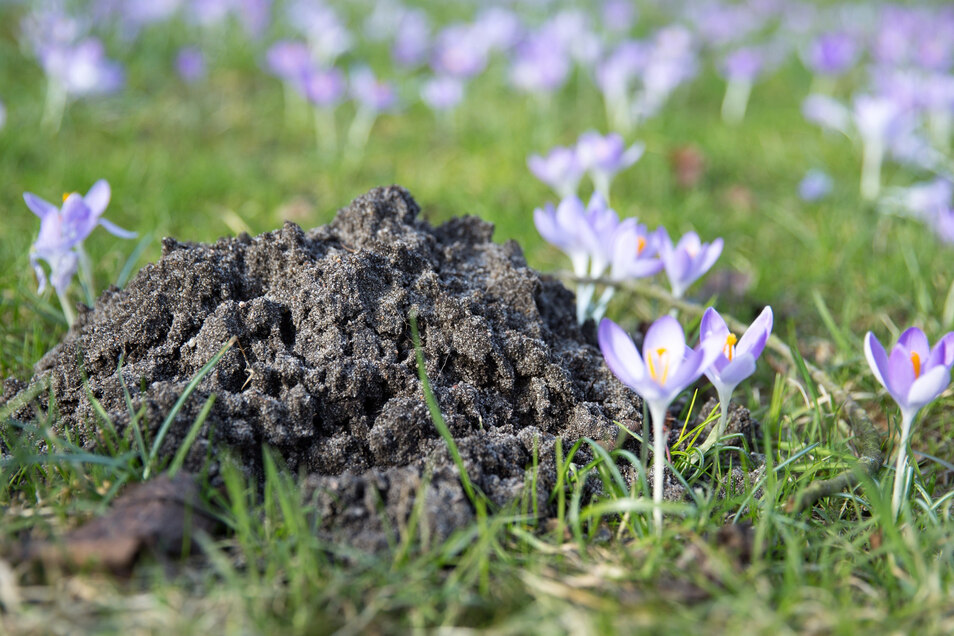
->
<box><xmin>5</xmin><ymin>186</ymin><xmax>652</xmax><ymax>549</ymax></box>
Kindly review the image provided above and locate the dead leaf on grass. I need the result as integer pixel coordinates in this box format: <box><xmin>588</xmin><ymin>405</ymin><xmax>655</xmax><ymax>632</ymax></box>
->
<box><xmin>669</xmin><ymin>145</ymin><xmax>706</xmax><ymax>188</ymax></box>
<box><xmin>19</xmin><ymin>473</ymin><xmax>220</xmax><ymax>575</ymax></box>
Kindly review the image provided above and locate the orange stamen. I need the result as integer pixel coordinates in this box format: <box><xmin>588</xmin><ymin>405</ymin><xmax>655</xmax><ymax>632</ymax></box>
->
<box><xmin>724</xmin><ymin>333</ymin><xmax>738</xmax><ymax>361</ymax></box>
<box><xmin>911</xmin><ymin>351</ymin><xmax>921</xmax><ymax>378</ymax></box>
<box><xmin>648</xmin><ymin>347</ymin><xmax>671</xmax><ymax>384</ymax></box>
<box><xmin>637</xmin><ymin>236</ymin><xmax>647</xmax><ymax>255</ymax></box>
<box><xmin>62</xmin><ymin>193</ymin><xmax>70</xmax><ymax>202</ymax></box>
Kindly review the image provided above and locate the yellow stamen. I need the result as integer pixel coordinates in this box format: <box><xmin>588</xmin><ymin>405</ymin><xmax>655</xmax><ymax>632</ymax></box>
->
<box><xmin>637</xmin><ymin>236</ymin><xmax>647</xmax><ymax>255</ymax></box>
<box><xmin>62</xmin><ymin>193</ymin><xmax>70</xmax><ymax>202</ymax></box>
<box><xmin>724</xmin><ymin>333</ymin><xmax>738</xmax><ymax>361</ymax></box>
<box><xmin>648</xmin><ymin>347</ymin><xmax>671</xmax><ymax>384</ymax></box>
<box><xmin>911</xmin><ymin>351</ymin><xmax>921</xmax><ymax>378</ymax></box>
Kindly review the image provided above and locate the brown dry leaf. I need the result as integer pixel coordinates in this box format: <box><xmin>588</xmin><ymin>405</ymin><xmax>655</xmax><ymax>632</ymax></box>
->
<box><xmin>723</xmin><ymin>184</ymin><xmax>756</xmax><ymax>212</ymax></box>
<box><xmin>21</xmin><ymin>473</ymin><xmax>219</xmax><ymax>575</ymax></box>
<box><xmin>669</xmin><ymin>145</ymin><xmax>706</xmax><ymax>188</ymax></box>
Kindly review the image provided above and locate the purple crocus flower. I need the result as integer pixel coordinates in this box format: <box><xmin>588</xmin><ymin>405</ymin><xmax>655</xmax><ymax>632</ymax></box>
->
<box><xmin>301</xmin><ymin>65</ymin><xmax>345</xmax><ymax>107</ymax></box>
<box><xmin>40</xmin><ymin>38</ymin><xmax>124</xmax><ymax>97</ymax></box>
<box><xmin>601</xmin><ymin>0</ymin><xmax>637</xmax><ymax>34</ymax></box>
<box><xmin>590</xmin><ymin>218</ymin><xmax>663</xmax><ymax>322</ymax></box>
<box><xmin>346</xmin><ymin>67</ymin><xmax>398</xmax><ymax>157</ymax></box>
<box><xmin>599</xmin><ymin>315</ymin><xmax>722</xmax><ymax>533</ymax></box>
<box><xmin>632</xmin><ymin>25</ymin><xmax>698</xmax><ymax>123</ymax></box>
<box><xmin>265</xmin><ymin>41</ymin><xmax>312</xmax><ymax>81</ymax></box>
<box><xmin>392</xmin><ymin>9</ymin><xmax>431</xmax><ymax>68</ymax></box>
<box><xmin>657</xmin><ymin>228</ymin><xmax>723</xmax><ymax>299</ymax></box>
<box><xmin>720</xmin><ymin>47</ymin><xmax>765</xmax><ymax>83</ymax></box>
<box><xmin>799</xmin><ymin>169</ymin><xmax>833</xmax><ymax>202</ymax></box>
<box><xmin>802</xmin><ymin>94</ymin><xmax>851</xmax><ymax>134</ymax></box>
<box><xmin>24</xmin><ymin>180</ymin><xmax>135</xmax><ymax>323</ymax></box>
<box><xmin>430</xmin><ymin>24</ymin><xmax>487</xmax><ymax>79</ymax></box>
<box><xmin>575</xmin><ymin>131</ymin><xmax>644</xmax><ymax>201</ymax></box>
<box><xmin>803</xmin><ymin>93</ymin><xmax>907</xmax><ymax>199</ymax></box>
<box><xmin>933</xmin><ymin>208</ymin><xmax>954</xmax><ymax>244</ymax></box>
<box><xmin>176</xmin><ymin>47</ymin><xmax>206</xmax><ymax>83</ymax></box>
<box><xmin>286</xmin><ymin>1</ymin><xmax>352</xmax><ymax>64</ymax></box>
<box><xmin>534</xmin><ymin>194</ymin><xmax>619</xmax><ymax>323</ymax></box>
<box><xmin>420</xmin><ymin>75</ymin><xmax>464</xmax><ymax>112</ymax></box>
<box><xmin>235</xmin><ymin>0</ymin><xmax>271</xmax><ymax>40</ymax></box>
<box><xmin>350</xmin><ymin>67</ymin><xmax>397</xmax><ymax>113</ymax></box>
<box><xmin>472</xmin><ymin>7</ymin><xmax>523</xmax><ymax>53</ymax></box>
<box><xmin>509</xmin><ymin>35</ymin><xmax>571</xmax><ymax>96</ymax></box>
<box><xmin>698</xmin><ymin>306</ymin><xmax>773</xmax><ymax>450</ymax></box>
<box><xmin>595</xmin><ymin>41</ymin><xmax>647</xmax><ymax>133</ymax></box>
<box><xmin>608</xmin><ymin>218</ymin><xmax>663</xmax><ymax>281</ymax></box>
<box><xmin>854</xmin><ymin>94</ymin><xmax>905</xmax><ymax>200</ymax></box>
<box><xmin>881</xmin><ymin>178</ymin><xmax>952</xmax><ymax>221</ymax></box>
<box><xmin>719</xmin><ymin>47</ymin><xmax>766</xmax><ymax>124</ymax></box>
<box><xmin>527</xmin><ymin>146</ymin><xmax>584</xmax><ymax>199</ymax></box>
<box><xmin>805</xmin><ymin>32</ymin><xmax>858</xmax><ymax>77</ymax></box>
<box><xmin>865</xmin><ymin>328</ymin><xmax>954</xmax><ymax>515</ymax></box>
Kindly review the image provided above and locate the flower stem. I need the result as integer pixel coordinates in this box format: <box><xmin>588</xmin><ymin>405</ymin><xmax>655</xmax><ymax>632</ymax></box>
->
<box><xmin>698</xmin><ymin>389</ymin><xmax>732</xmax><ymax>454</ymax></box>
<box><xmin>41</xmin><ymin>78</ymin><xmax>67</xmax><ymax>133</ymax></box>
<box><xmin>76</xmin><ymin>245</ymin><xmax>96</xmax><ymax>307</ymax></box>
<box><xmin>345</xmin><ymin>106</ymin><xmax>377</xmax><ymax>164</ymax></box>
<box><xmin>648</xmin><ymin>401</ymin><xmax>668</xmax><ymax>537</ymax></box>
<box><xmin>860</xmin><ymin>137</ymin><xmax>883</xmax><ymax>201</ymax></box>
<box><xmin>891</xmin><ymin>411</ymin><xmax>915</xmax><ymax>518</ymax></box>
<box><xmin>591</xmin><ymin>285</ymin><xmax>616</xmax><ymax>323</ymax></box>
<box><xmin>56</xmin><ymin>288</ymin><xmax>75</xmax><ymax>327</ymax></box>
<box><xmin>721</xmin><ymin>79</ymin><xmax>752</xmax><ymax>125</ymax></box>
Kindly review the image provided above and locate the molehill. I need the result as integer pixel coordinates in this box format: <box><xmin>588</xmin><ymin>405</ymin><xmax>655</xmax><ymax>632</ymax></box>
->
<box><xmin>5</xmin><ymin>186</ymin><xmax>658</xmax><ymax>549</ymax></box>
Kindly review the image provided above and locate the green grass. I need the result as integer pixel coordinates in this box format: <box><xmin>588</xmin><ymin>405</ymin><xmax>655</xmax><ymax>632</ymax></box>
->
<box><xmin>3</xmin><ymin>2</ymin><xmax>954</xmax><ymax>633</ymax></box>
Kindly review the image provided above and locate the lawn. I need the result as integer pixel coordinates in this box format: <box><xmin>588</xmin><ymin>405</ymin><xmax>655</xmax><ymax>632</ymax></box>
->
<box><xmin>2</xmin><ymin>0</ymin><xmax>954</xmax><ymax>633</ymax></box>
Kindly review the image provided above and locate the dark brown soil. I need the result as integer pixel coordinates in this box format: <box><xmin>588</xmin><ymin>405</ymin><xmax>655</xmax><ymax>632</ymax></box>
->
<box><xmin>3</xmin><ymin>186</ymin><xmax>655</xmax><ymax>549</ymax></box>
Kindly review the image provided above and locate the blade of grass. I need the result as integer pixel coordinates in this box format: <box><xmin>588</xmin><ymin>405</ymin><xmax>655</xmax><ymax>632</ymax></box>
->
<box><xmin>409</xmin><ymin>311</ymin><xmax>479</xmax><ymax>508</ymax></box>
<box><xmin>143</xmin><ymin>336</ymin><xmax>236</xmax><ymax>479</ymax></box>
<box><xmin>167</xmin><ymin>393</ymin><xmax>217</xmax><ymax>477</ymax></box>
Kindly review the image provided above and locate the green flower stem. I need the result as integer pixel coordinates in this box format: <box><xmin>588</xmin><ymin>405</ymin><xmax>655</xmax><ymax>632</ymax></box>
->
<box><xmin>648</xmin><ymin>401</ymin><xmax>668</xmax><ymax>537</ymax></box>
<box><xmin>56</xmin><ymin>288</ymin><xmax>75</xmax><ymax>327</ymax></box>
<box><xmin>891</xmin><ymin>411</ymin><xmax>915</xmax><ymax>517</ymax></box>
<box><xmin>698</xmin><ymin>388</ymin><xmax>732</xmax><ymax>454</ymax></box>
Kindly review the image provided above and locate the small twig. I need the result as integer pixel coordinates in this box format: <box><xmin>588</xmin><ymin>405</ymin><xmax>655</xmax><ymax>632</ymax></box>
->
<box><xmin>559</xmin><ymin>272</ymin><xmax>885</xmax><ymax>513</ymax></box>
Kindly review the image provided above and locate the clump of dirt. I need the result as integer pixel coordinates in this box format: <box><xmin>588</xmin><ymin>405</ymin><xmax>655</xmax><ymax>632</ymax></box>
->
<box><xmin>4</xmin><ymin>186</ymin><xmax>654</xmax><ymax>549</ymax></box>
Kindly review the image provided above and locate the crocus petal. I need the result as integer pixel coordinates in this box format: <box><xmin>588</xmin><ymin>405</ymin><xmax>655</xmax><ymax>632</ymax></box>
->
<box><xmin>664</xmin><ymin>346</ymin><xmax>705</xmax><ymax>392</ymax></box>
<box><xmin>60</xmin><ymin>194</ymin><xmax>95</xmax><ymax>246</ymax></box>
<box><xmin>698</xmin><ymin>238</ymin><xmax>724</xmax><ymax>274</ymax></box>
<box><xmin>30</xmin><ymin>254</ymin><xmax>48</xmax><ymax>295</ymax></box>
<box><xmin>897</xmin><ymin>326</ymin><xmax>930</xmax><ymax>360</ymax></box>
<box><xmin>625</xmin><ymin>259</ymin><xmax>664</xmax><ymax>278</ymax></box>
<box><xmin>84</xmin><ymin>179</ymin><xmax>111</xmax><ymax>218</ymax></box>
<box><xmin>928</xmin><ymin>332</ymin><xmax>954</xmax><ymax>368</ymax></box>
<box><xmin>713</xmin><ymin>353</ymin><xmax>757</xmax><ymax>386</ymax></box>
<box><xmin>533</xmin><ymin>204</ymin><xmax>563</xmax><ymax>247</ymax></box>
<box><xmin>699</xmin><ymin>306</ymin><xmax>730</xmax><ymax>341</ymax></box>
<box><xmin>864</xmin><ymin>332</ymin><xmax>890</xmax><ymax>388</ymax></box>
<box><xmin>98</xmin><ymin>218</ymin><xmax>137</xmax><ymax>239</ymax></box>
<box><xmin>907</xmin><ymin>365</ymin><xmax>951</xmax><ymax>410</ymax></box>
<box><xmin>23</xmin><ymin>193</ymin><xmax>58</xmax><ymax>219</ymax></box>
<box><xmin>49</xmin><ymin>250</ymin><xmax>79</xmax><ymax>295</ymax></box>
<box><xmin>642</xmin><ymin>314</ymin><xmax>686</xmax><ymax>363</ymax></box>
<box><xmin>885</xmin><ymin>345</ymin><xmax>915</xmax><ymax>398</ymax></box>
<box><xmin>598</xmin><ymin>318</ymin><xmax>646</xmax><ymax>388</ymax></box>
<box><xmin>736</xmin><ymin>306</ymin><xmax>773</xmax><ymax>358</ymax></box>
<box><xmin>621</xmin><ymin>142</ymin><xmax>645</xmax><ymax>168</ymax></box>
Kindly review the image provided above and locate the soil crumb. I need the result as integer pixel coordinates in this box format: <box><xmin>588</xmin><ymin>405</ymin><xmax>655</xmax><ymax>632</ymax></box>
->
<box><xmin>4</xmin><ymin>186</ymin><xmax>649</xmax><ymax>549</ymax></box>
